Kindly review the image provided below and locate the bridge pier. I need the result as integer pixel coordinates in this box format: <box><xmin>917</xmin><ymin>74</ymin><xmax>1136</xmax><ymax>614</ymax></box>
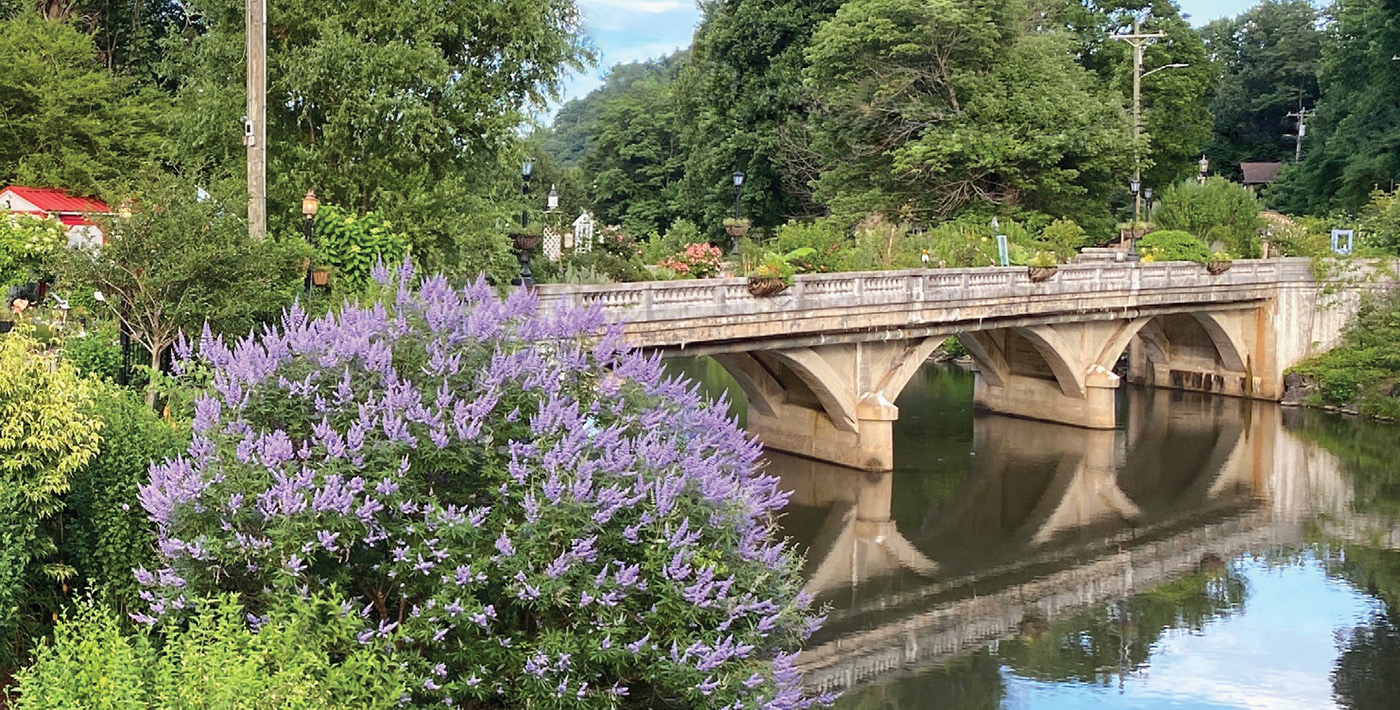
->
<box><xmin>713</xmin><ymin>338</ymin><xmax>943</xmax><ymax>471</ymax></box>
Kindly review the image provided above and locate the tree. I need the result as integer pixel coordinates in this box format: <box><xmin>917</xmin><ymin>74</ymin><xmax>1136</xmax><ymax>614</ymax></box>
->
<box><xmin>160</xmin><ymin>0</ymin><xmax>589</xmax><ymax>273</ymax></box>
<box><xmin>54</xmin><ymin>174</ymin><xmax>308</xmax><ymax>404</ymax></box>
<box><xmin>1268</xmin><ymin>0</ymin><xmax>1400</xmax><ymax>214</ymax></box>
<box><xmin>803</xmin><ymin>0</ymin><xmax>1131</xmax><ymax>231</ymax></box>
<box><xmin>678</xmin><ymin>0</ymin><xmax>845</xmax><ymax>231</ymax></box>
<box><xmin>1204</xmin><ymin>0</ymin><xmax>1323</xmax><ymax>175</ymax></box>
<box><xmin>580</xmin><ymin>68</ymin><xmax>688</xmax><ymax>236</ymax></box>
<box><xmin>0</xmin><ymin>11</ymin><xmax>163</xmax><ymax>194</ymax></box>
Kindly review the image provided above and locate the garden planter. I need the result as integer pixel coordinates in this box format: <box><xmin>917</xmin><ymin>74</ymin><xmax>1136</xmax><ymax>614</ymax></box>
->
<box><xmin>725</xmin><ymin>225</ymin><xmax>750</xmax><ymax>238</ymax></box>
<box><xmin>1027</xmin><ymin>266</ymin><xmax>1058</xmax><ymax>282</ymax></box>
<box><xmin>1206</xmin><ymin>261</ymin><xmax>1232</xmax><ymax>275</ymax></box>
<box><xmin>747</xmin><ymin>277</ymin><xmax>788</xmax><ymax>297</ymax></box>
<box><xmin>510</xmin><ymin>232</ymin><xmax>543</xmax><ymax>251</ymax></box>
<box><xmin>311</xmin><ymin>268</ymin><xmax>332</xmax><ymax>286</ymax></box>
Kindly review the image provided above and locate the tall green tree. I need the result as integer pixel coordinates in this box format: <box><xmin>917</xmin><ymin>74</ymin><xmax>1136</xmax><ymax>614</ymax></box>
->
<box><xmin>580</xmin><ymin>65</ymin><xmax>688</xmax><ymax>235</ymax></box>
<box><xmin>161</xmin><ymin>0</ymin><xmax>589</xmax><ymax>273</ymax></box>
<box><xmin>1269</xmin><ymin>0</ymin><xmax>1400</xmax><ymax>214</ymax></box>
<box><xmin>0</xmin><ymin>11</ymin><xmax>163</xmax><ymax>194</ymax></box>
<box><xmin>1204</xmin><ymin>0</ymin><xmax>1323</xmax><ymax>175</ymax></box>
<box><xmin>678</xmin><ymin>0</ymin><xmax>845</xmax><ymax>232</ymax></box>
<box><xmin>803</xmin><ymin>0</ymin><xmax>1131</xmax><ymax>232</ymax></box>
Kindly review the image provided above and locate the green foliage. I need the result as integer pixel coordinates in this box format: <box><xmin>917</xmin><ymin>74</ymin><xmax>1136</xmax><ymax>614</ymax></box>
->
<box><xmin>1287</xmin><ymin>291</ymin><xmax>1400</xmax><ymax>419</ymax></box>
<box><xmin>579</xmin><ymin>54</ymin><xmax>689</xmax><ymax>236</ymax></box>
<box><xmin>1358</xmin><ymin>190</ymin><xmax>1400</xmax><ymax>256</ymax></box>
<box><xmin>1268</xmin><ymin>215</ymin><xmax>1339</xmax><ymax>258</ymax></box>
<box><xmin>0</xmin><ymin>328</ymin><xmax>102</xmax><ymax>666</ymax></box>
<box><xmin>641</xmin><ymin>219</ymin><xmax>702</xmax><ymax>264</ymax></box>
<box><xmin>1203</xmin><ymin>0</ymin><xmax>1323</xmax><ymax>172</ymax></box>
<box><xmin>748</xmin><ymin>248</ymin><xmax>814</xmax><ymax>285</ymax></box>
<box><xmin>1026</xmin><ymin>250</ymin><xmax>1059</xmax><ymax>268</ymax></box>
<box><xmin>52</xmin><ymin>173</ymin><xmax>310</xmax><ymax>392</ymax></box>
<box><xmin>804</xmin><ymin>0</ymin><xmax>1131</xmax><ymax>227</ymax></box>
<box><xmin>161</xmin><ymin>0</ymin><xmax>588</xmax><ymax>275</ymax></box>
<box><xmin>61</xmin><ymin>385</ymin><xmax>187</xmax><ymax>617</ymax></box>
<box><xmin>1268</xmin><ymin>0</ymin><xmax>1400</xmax><ymax>214</ymax></box>
<box><xmin>0</xmin><ymin>11</ymin><xmax>162</xmax><ymax>194</ymax></box>
<box><xmin>13</xmin><ymin>595</ymin><xmax>407</xmax><ymax>709</ymax></box>
<box><xmin>60</xmin><ymin>321</ymin><xmax>149</xmax><ymax>390</ymax></box>
<box><xmin>770</xmin><ymin>218</ymin><xmax>852</xmax><ymax>274</ymax></box>
<box><xmin>312</xmin><ymin>205</ymin><xmax>410</xmax><ymax>293</ymax></box>
<box><xmin>1153</xmin><ymin>178</ymin><xmax>1265</xmax><ymax>257</ymax></box>
<box><xmin>1038</xmin><ymin>218</ymin><xmax>1088</xmax><ymax>258</ymax></box>
<box><xmin>555</xmin><ymin>250</ymin><xmax>648</xmax><ymax>284</ymax></box>
<box><xmin>1136</xmin><ymin>230</ymin><xmax>1212</xmax><ymax>263</ymax></box>
<box><xmin>0</xmin><ymin>212</ymin><xmax>66</xmax><ymax>289</ymax></box>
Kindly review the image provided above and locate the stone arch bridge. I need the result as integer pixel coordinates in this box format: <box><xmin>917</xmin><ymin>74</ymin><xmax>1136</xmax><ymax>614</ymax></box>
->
<box><xmin>537</xmin><ymin>258</ymin><xmax>1390</xmax><ymax>470</ymax></box>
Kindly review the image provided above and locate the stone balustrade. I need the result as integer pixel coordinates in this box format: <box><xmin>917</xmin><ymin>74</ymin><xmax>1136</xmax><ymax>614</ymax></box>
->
<box><xmin>534</xmin><ymin>258</ymin><xmax>1329</xmax><ymax>352</ymax></box>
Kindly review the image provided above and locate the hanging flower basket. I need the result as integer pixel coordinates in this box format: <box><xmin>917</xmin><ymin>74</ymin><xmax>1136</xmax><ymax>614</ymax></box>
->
<box><xmin>725</xmin><ymin>224</ymin><xmax>750</xmax><ymax>238</ymax></box>
<box><xmin>311</xmin><ymin>267</ymin><xmax>333</xmax><ymax>286</ymax></box>
<box><xmin>747</xmin><ymin>277</ymin><xmax>788</xmax><ymax>297</ymax></box>
<box><xmin>1206</xmin><ymin>261</ymin><xmax>1232</xmax><ymax>275</ymax></box>
<box><xmin>510</xmin><ymin>232</ymin><xmax>543</xmax><ymax>251</ymax></box>
<box><xmin>1027</xmin><ymin>266</ymin><xmax>1058</xmax><ymax>282</ymax></box>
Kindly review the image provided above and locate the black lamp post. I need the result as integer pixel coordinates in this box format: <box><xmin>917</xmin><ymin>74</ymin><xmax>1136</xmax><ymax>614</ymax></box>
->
<box><xmin>731</xmin><ymin>170</ymin><xmax>746</xmax><ymax>220</ymax></box>
<box><xmin>1143</xmin><ymin>186</ymin><xmax>1153</xmax><ymax>223</ymax></box>
<box><xmin>512</xmin><ymin>160</ymin><xmax>536</xmax><ymax>287</ymax></box>
<box><xmin>301</xmin><ymin>189</ymin><xmax>318</xmax><ymax>294</ymax></box>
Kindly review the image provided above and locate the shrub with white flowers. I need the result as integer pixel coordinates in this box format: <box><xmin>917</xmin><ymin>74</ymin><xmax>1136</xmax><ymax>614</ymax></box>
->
<box><xmin>137</xmin><ymin>261</ymin><xmax>829</xmax><ymax>709</ymax></box>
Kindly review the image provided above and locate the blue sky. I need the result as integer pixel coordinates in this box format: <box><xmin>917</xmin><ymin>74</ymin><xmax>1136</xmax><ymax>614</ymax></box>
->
<box><xmin>558</xmin><ymin>0</ymin><xmax>1266</xmax><ymax>106</ymax></box>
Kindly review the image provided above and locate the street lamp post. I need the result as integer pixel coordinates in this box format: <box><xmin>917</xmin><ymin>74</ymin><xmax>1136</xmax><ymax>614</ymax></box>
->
<box><xmin>1129</xmin><ymin>178</ymin><xmax>1141</xmax><ymax>237</ymax></box>
<box><xmin>1143</xmin><ymin>186</ymin><xmax>1153</xmax><ymax>224</ymax></box>
<box><xmin>512</xmin><ymin>160</ymin><xmax>536</xmax><ymax>287</ymax></box>
<box><xmin>1198</xmin><ymin>155</ymin><xmax>1210</xmax><ymax>184</ymax></box>
<box><xmin>301</xmin><ymin>189</ymin><xmax>318</xmax><ymax>295</ymax></box>
<box><xmin>732</xmin><ymin>170</ymin><xmax>745</xmax><ymax>221</ymax></box>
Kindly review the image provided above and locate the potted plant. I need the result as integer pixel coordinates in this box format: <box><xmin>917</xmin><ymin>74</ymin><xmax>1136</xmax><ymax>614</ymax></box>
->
<box><xmin>746</xmin><ymin>248</ymin><xmax>813</xmax><ymax>297</ymax></box>
<box><xmin>1206</xmin><ymin>250</ymin><xmax>1233</xmax><ymax>275</ymax></box>
<box><xmin>507</xmin><ymin>223</ymin><xmax>544</xmax><ymax>252</ymax></box>
<box><xmin>724</xmin><ymin>217</ymin><xmax>751</xmax><ymax>238</ymax></box>
<box><xmin>311</xmin><ymin>264</ymin><xmax>334</xmax><ymax>286</ymax></box>
<box><xmin>1026</xmin><ymin>250</ymin><xmax>1059</xmax><ymax>282</ymax></box>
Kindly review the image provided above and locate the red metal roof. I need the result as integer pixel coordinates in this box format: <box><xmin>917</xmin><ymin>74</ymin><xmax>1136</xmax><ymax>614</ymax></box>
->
<box><xmin>57</xmin><ymin>214</ymin><xmax>95</xmax><ymax>227</ymax></box>
<box><xmin>2</xmin><ymin>186</ymin><xmax>110</xmax><ymax>214</ymax></box>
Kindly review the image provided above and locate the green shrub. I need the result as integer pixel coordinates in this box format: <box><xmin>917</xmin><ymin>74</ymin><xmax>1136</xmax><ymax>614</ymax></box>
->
<box><xmin>313</xmin><ymin>205</ymin><xmax>411</xmax><ymax>293</ymax></box>
<box><xmin>1153</xmin><ymin>178</ymin><xmax>1265</xmax><ymax>258</ymax></box>
<box><xmin>0</xmin><ymin>212</ymin><xmax>65</xmax><ymax>289</ymax></box>
<box><xmin>1358</xmin><ymin>189</ymin><xmax>1400</xmax><ymax>256</ymax></box>
<box><xmin>558</xmin><ymin>249</ymin><xmax>648</xmax><ymax>283</ymax></box>
<box><xmin>1137</xmin><ymin>230</ymin><xmax>1213</xmax><ymax>263</ymax></box>
<box><xmin>772</xmin><ymin>217</ymin><xmax>853</xmax><ymax>273</ymax></box>
<box><xmin>61</xmin><ymin>385</ymin><xmax>187</xmax><ymax>617</ymax></box>
<box><xmin>1288</xmin><ymin>291</ymin><xmax>1400</xmax><ymax>417</ymax></box>
<box><xmin>13</xmin><ymin>595</ymin><xmax>407</xmax><ymax>709</ymax></box>
<box><xmin>0</xmin><ymin>328</ymin><xmax>102</xmax><ymax>668</ymax></box>
<box><xmin>641</xmin><ymin>218</ymin><xmax>700</xmax><ymax>263</ymax></box>
<box><xmin>60</xmin><ymin>322</ymin><xmax>150</xmax><ymax>390</ymax></box>
<box><xmin>1039</xmin><ymin>218</ymin><xmax>1088</xmax><ymax>258</ymax></box>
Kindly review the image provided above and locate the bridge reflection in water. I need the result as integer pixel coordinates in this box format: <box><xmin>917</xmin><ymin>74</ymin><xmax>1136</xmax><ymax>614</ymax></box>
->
<box><xmin>766</xmin><ymin>367</ymin><xmax>1358</xmax><ymax>698</ymax></box>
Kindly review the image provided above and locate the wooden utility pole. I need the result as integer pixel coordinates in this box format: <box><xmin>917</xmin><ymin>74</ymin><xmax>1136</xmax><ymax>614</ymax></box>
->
<box><xmin>1113</xmin><ymin>23</ymin><xmax>1166</xmax><ymax>234</ymax></box>
<box><xmin>1287</xmin><ymin>107</ymin><xmax>1310</xmax><ymax>162</ymax></box>
<box><xmin>245</xmin><ymin>0</ymin><xmax>267</xmax><ymax>240</ymax></box>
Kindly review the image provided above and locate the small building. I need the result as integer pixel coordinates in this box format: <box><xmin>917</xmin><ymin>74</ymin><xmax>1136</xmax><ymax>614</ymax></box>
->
<box><xmin>1240</xmin><ymin>162</ymin><xmax>1285</xmax><ymax>193</ymax></box>
<box><xmin>0</xmin><ymin>185</ymin><xmax>111</xmax><ymax>248</ymax></box>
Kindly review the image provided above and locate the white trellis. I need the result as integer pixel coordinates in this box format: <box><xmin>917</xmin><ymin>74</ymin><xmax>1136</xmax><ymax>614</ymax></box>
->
<box><xmin>572</xmin><ymin>212</ymin><xmax>596</xmax><ymax>254</ymax></box>
<box><xmin>543</xmin><ymin>225</ymin><xmax>563</xmax><ymax>262</ymax></box>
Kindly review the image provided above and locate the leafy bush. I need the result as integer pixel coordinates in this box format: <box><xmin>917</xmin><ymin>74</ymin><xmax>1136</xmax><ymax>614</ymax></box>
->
<box><xmin>1358</xmin><ymin>189</ymin><xmax>1400</xmax><ymax>256</ymax></box>
<box><xmin>1153</xmin><ymin>178</ymin><xmax>1264</xmax><ymax>258</ymax></box>
<box><xmin>13</xmin><ymin>595</ymin><xmax>407</xmax><ymax>709</ymax></box>
<box><xmin>1137</xmin><ymin>230</ymin><xmax>1212</xmax><ymax>263</ymax></box>
<box><xmin>60</xmin><ymin>321</ymin><xmax>151</xmax><ymax>389</ymax></box>
<box><xmin>771</xmin><ymin>218</ymin><xmax>852</xmax><ymax>273</ymax></box>
<box><xmin>61</xmin><ymin>385</ymin><xmax>187</xmax><ymax>617</ymax></box>
<box><xmin>0</xmin><ymin>212</ymin><xmax>65</xmax><ymax>289</ymax></box>
<box><xmin>557</xmin><ymin>250</ymin><xmax>648</xmax><ymax>284</ymax></box>
<box><xmin>659</xmin><ymin>242</ymin><xmax>724</xmax><ymax>277</ymax></box>
<box><xmin>1288</xmin><ymin>291</ymin><xmax>1400</xmax><ymax>418</ymax></box>
<box><xmin>641</xmin><ymin>219</ymin><xmax>700</xmax><ymax>263</ymax></box>
<box><xmin>314</xmin><ymin>205</ymin><xmax>411</xmax><ymax>292</ymax></box>
<box><xmin>0</xmin><ymin>328</ymin><xmax>102</xmax><ymax>667</ymax></box>
<box><xmin>135</xmin><ymin>263</ymin><xmax>826</xmax><ymax>709</ymax></box>
<box><xmin>1038</xmin><ymin>218</ymin><xmax>1088</xmax><ymax>258</ymax></box>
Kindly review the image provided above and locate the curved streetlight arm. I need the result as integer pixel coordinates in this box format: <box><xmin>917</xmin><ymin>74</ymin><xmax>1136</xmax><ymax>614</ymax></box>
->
<box><xmin>1142</xmin><ymin>62</ymin><xmax>1189</xmax><ymax>79</ymax></box>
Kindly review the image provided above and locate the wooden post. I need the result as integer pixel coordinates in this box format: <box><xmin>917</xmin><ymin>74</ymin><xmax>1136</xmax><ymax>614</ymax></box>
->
<box><xmin>246</xmin><ymin>0</ymin><xmax>267</xmax><ymax>240</ymax></box>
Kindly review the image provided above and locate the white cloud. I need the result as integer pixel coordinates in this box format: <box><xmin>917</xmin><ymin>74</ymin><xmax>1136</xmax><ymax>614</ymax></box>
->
<box><xmin>579</xmin><ymin>0</ymin><xmax>688</xmax><ymax>13</ymax></box>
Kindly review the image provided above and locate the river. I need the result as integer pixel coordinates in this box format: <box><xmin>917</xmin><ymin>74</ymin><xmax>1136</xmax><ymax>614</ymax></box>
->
<box><xmin>668</xmin><ymin>359</ymin><xmax>1400</xmax><ymax>710</ymax></box>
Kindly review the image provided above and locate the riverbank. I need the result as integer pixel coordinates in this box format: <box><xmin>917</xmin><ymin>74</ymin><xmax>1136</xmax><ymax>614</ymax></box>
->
<box><xmin>1284</xmin><ymin>290</ymin><xmax>1400</xmax><ymax>420</ymax></box>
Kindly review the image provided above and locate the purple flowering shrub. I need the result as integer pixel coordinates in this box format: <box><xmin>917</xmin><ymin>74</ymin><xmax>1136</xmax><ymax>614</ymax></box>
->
<box><xmin>137</xmin><ymin>262</ymin><xmax>829</xmax><ymax>709</ymax></box>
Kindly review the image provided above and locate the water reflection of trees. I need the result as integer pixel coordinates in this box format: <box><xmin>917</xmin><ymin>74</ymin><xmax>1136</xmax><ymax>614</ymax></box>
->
<box><xmin>993</xmin><ymin>562</ymin><xmax>1248</xmax><ymax>684</ymax></box>
<box><xmin>1323</xmin><ymin>546</ymin><xmax>1400</xmax><ymax>709</ymax></box>
<box><xmin>832</xmin><ymin>651</ymin><xmax>1004</xmax><ymax>710</ymax></box>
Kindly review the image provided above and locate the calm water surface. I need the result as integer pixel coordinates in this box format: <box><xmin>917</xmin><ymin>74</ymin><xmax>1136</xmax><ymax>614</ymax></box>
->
<box><xmin>670</xmin><ymin>360</ymin><xmax>1400</xmax><ymax>710</ymax></box>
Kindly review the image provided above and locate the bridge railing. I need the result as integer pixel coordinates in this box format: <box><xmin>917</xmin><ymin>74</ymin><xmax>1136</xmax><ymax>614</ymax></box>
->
<box><xmin>535</xmin><ymin>258</ymin><xmax>1323</xmax><ymax>321</ymax></box>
